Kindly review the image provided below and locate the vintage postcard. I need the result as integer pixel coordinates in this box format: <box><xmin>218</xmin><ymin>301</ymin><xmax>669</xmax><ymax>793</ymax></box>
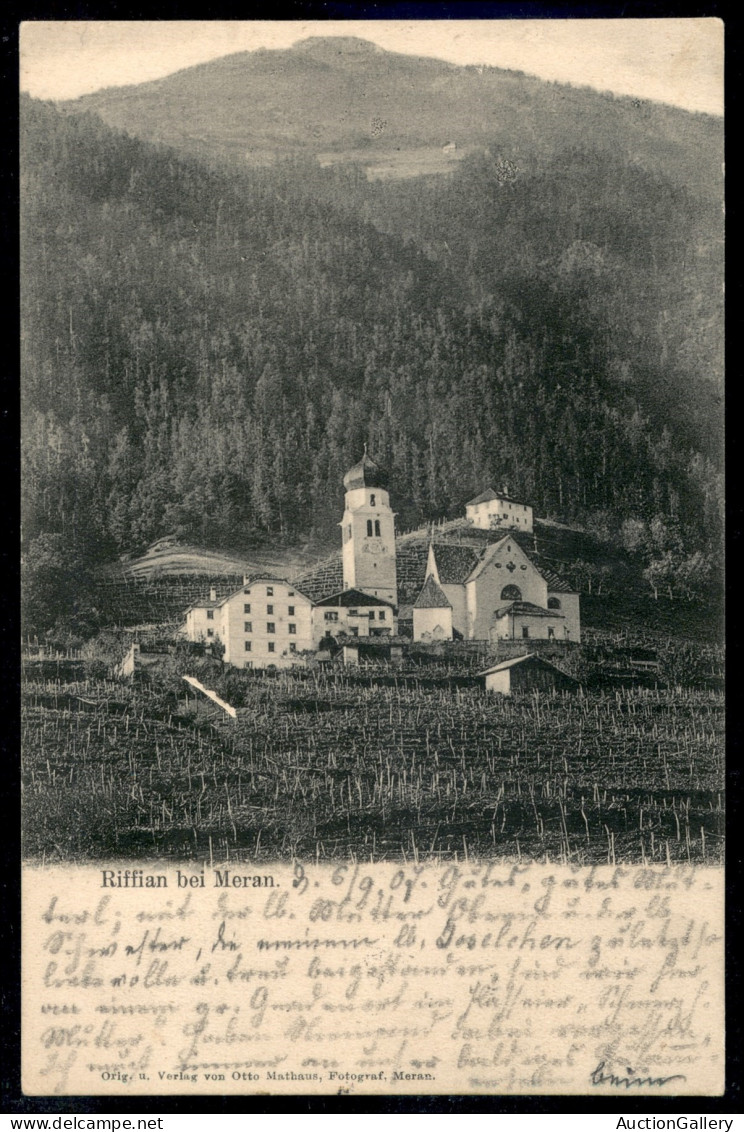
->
<box><xmin>19</xmin><ymin>18</ymin><xmax>724</xmax><ymax>1098</ymax></box>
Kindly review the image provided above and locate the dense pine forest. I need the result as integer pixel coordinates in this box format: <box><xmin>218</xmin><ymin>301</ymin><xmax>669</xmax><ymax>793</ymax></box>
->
<box><xmin>21</xmin><ymin>82</ymin><xmax>723</xmax><ymax>633</ymax></box>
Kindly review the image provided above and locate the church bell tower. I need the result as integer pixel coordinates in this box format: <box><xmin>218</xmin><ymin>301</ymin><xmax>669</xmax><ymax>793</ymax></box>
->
<box><xmin>341</xmin><ymin>451</ymin><xmax>397</xmax><ymax>605</ymax></box>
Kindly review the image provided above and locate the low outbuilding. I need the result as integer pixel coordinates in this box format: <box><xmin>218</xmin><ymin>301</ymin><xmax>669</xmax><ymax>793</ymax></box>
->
<box><xmin>479</xmin><ymin>653</ymin><xmax>580</xmax><ymax>696</ymax></box>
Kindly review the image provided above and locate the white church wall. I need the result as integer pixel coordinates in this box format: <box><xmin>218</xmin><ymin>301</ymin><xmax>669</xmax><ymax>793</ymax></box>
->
<box><xmin>440</xmin><ymin>583</ymin><xmax>468</xmax><ymax>637</ymax></box>
<box><xmin>413</xmin><ymin>606</ymin><xmax>453</xmax><ymax>642</ymax></box>
<box><xmin>548</xmin><ymin>592</ymin><xmax>581</xmax><ymax>643</ymax></box>
<box><xmin>467</xmin><ymin>540</ymin><xmax>548</xmax><ymax>640</ymax></box>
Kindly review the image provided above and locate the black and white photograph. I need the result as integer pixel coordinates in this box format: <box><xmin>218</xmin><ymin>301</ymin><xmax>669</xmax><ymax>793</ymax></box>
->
<box><xmin>18</xmin><ymin>17</ymin><xmax>725</xmax><ymax>1099</ymax></box>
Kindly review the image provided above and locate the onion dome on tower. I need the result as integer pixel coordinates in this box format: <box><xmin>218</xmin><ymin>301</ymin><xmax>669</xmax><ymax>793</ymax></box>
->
<box><xmin>343</xmin><ymin>450</ymin><xmax>389</xmax><ymax>492</ymax></box>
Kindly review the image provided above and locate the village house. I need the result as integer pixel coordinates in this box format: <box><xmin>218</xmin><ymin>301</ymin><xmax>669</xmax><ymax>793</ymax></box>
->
<box><xmin>185</xmin><ymin>576</ymin><xmax>315</xmax><ymax>669</ymax></box>
<box><xmin>313</xmin><ymin>588</ymin><xmax>396</xmax><ymax>643</ymax></box>
<box><xmin>465</xmin><ymin>487</ymin><xmax>534</xmax><ymax>533</ymax></box>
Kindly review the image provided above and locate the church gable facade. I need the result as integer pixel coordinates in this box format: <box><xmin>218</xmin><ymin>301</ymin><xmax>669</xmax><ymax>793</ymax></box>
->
<box><xmin>423</xmin><ymin>531</ymin><xmax>580</xmax><ymax>644</ymax></box>
<box><xmin>466</xmin><ymin>537</ymin><xmax>549</xmax><ymax>640</ymax></box>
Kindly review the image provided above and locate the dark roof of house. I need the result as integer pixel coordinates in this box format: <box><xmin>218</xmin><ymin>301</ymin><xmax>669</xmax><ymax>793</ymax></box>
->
<box><xmin>493</xmin><ymin>601</ymin><xmax>565</xmax><ymax>619</ymax></box>
<box><xmin>534</xmin><ymin>564</ymin><xmax>575</xmax><ymax>594</ymax></box>
<box><xmin>343</xmin><ymin>452</ymin><xmax>388</xmax><ymax>491</ymax></box>
<box><xmin>432</xmin><ymin>544</ymin><xmax>481</xmax><ymax>584</ymax></box>
<box><xmin>466</xmin><ymin>489</ymin><xmax>500</xmax><ymax>506</ymax></box>
<box><xmin>314</xmin><ymin>588</ymin><xmax>395</xmax><ymax>608</ymax></box>
<box><xmin>413</xmin><ymin>575</ymin><xmax>452</xmax><ymax>609</ymax></box>
<box><xmin>479</xmin><ymin>654</ymin><xmax>579</xmax><ymax>680</ymax></box>
<box><xmin>466</xmin><ymin>488</ymin><xmax>527</xmax><ymax>507</ymax></box>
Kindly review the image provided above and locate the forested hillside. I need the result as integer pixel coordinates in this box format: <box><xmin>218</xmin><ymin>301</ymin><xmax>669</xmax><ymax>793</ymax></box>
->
<box><xmin>21</xmin><ymin>91</ymin><xmax>723</xmax><ymax>632</ymax></box>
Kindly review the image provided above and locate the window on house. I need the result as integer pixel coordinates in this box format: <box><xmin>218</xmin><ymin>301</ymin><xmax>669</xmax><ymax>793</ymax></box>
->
<box><xmin>548</xmin><ymin>597</ymin><xmax>561</xmax><ymax>610</ymax></box>
<box><xmin>350</xmin><ymin>627</ymin><xmax>359</xmax><ymax>637</ymax></box>
<box><xmin>267</xmin><ymin>622</ymin><xmax>275</xmax><ymax>633</ymax></box>
<box><xmin>207</xmin><ymin>610</ymin><xmax>214</xmax><ymax>620</ymax></box>
<box><xmin>367</xmin><ymin>520</ymin><xmax>373</xmax><ymax>537</ymax></box>
<box><xmin>288</xmin><ymin>591</ymin><xmax>294</xmax><ymax>596</ymax></box>
<box><xmin>548</xmin><ymin>627</ymin><xmax>555</xmax><ymax>639</ymax></box>
<box><xmin>207</xmin><ymin>629</ymin><xmax>214</xmax><ymax>638</ymax></box>
<box><xmin>368</xmin><ymin>611</ymin><xmax>375</xmax><ymax>620</ymax></box>
<box><xmin>244</xmin><ymin>661</ymin><xmax>253</xmax><ymax>669</ymax></box>
<box><xmin>289</xmin><ymin>643</ymin><xmax>297</xmax><ymax>653</ymax></box>
<box><xmin>522</xmin><ymin>626</ymin><xmax>530</xmax><ymax>638</ymax></box>
<box><xmin>244</xmin><ymin>604</ymin><xmax>251</xmax><ymax>614</ymax></box>
<box><xmin>268</xmin><ymin>642</ymin><xmax>275</xmax><ymax>653</ymax></box>
<box><xmin>244</xmin><ymin>588</ymin><xmax>251</xmax><ymax>595</ymax></box>
<box><xmin>288</xmin><ymin>624</ymin><xmax>296</xmax><ymax>634</ymax></box>
<box><xmin>266</xmin><ymin>586</ymin><xmax>273</xmax><ymax>596</ymax></box>
<box><xmin>374</xmin><ymin>520</ymin><xmax>381</xmax><ymax>537</ymax></box>
<box><xmin>379</xmin><ymin>611</ymin><xmax>386</xmax><ymax>620</ymax></box>
<box><xmin>244</xmin><ymin>641</ymin><xmax>251</xmax><ymax>652</ymax></box>
<box><xmin>288</xmin><ymin>606</ymin><xmax>294</xmax><ymax>616</ymax></box>
<box><xmin>370</xmin><ymin>494</ymin><xmax>376</xmax><ymax>506</ymax></box>
<box><xmin>325</xmin><ymin>611</ymin><xmax>339</xmax><ymax>622</ymax></box>
<box><xmin>244</xmin><ymin>622</ymin><xmax>252</xmax><ymax>633</ymax></box>
<box><xmin>267</xmin><ymin>604</ymin><xmax>273</xmax><ymax>614</ymax></box>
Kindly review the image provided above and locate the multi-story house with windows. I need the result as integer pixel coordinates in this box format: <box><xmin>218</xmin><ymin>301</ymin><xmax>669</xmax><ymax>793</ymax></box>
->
<box><xmin>312</xmin><ymin>588</ymin><xmax>396</xmax><ymax>645</ymax></box>
<box><xmin>186</xmin><ymin>576</ymin><xmax>314</xmax><ymax>669</ymax></box>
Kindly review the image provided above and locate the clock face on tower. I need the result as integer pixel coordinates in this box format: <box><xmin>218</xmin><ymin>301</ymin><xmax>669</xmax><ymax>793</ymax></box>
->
<box><xmin>364</xmin><ymin>538</ymin><xmax>387</xmax><ymax>555</ymax></box>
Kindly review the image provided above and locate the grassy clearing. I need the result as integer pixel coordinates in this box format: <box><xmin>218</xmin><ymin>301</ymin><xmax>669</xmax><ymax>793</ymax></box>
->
<box><xmin>22</xmin><ymin>667</ymin><xmax>723</xmax><ymax>865</ymax></box>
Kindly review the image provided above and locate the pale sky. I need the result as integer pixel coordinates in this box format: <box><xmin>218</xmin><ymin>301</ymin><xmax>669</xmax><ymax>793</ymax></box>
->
<box><xmin>19</xmin><ymin>18</ymin><xmax>723</xmax><ymax>116</ymax></box>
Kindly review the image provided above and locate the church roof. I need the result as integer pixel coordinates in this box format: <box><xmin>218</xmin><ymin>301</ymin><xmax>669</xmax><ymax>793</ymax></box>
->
<box><xmin>414</xmin><ymin>575</ymin><xmax>452</xmax><ymax>609</ymax></box>
<box><xmin>314</xmin><ymin>588</ymin><xmax>395</xmax><ymax>608</ymax></box>
<box><xmin>534</xmin><ymin>564</ymin><xmax>575</xmax><ymax>594</ymax></box>
<box><xmin>431</xmin><ymin>544</ymin><xmax>481</xmax><ymax>584</ymax></box>
<box><xmin>343</xmin><ymin>452</ymin><xmax>389</xmax><ymax>491</ymax></box>
<box><xmin>492</xmin><ymin>601</ymin><xmax>565</xmax><ymax>619</ymax></box>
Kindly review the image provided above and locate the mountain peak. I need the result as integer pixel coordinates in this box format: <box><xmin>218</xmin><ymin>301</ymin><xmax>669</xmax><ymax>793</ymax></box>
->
<box><xmin>291</xmin><ymin>36</ymin><xmax>387</xmax><ymax>58</ymax></box>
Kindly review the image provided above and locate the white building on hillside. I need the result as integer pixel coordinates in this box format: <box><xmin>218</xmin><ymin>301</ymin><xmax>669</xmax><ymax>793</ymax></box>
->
<box><xmin>465</xmin><ymin>487</ymin><xmax>533</xmax><ymax>533</ymax></box>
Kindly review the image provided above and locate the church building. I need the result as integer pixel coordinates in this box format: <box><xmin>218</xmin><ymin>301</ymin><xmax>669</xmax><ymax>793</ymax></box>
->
<box><xmin>415</xmin><ymin>537</ymin><xmax>580</xmax><ymax>644</ymax></box>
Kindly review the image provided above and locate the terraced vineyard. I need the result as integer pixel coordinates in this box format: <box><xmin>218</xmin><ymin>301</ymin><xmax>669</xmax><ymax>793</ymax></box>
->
<box><xmin>22</xmin><ymin>668</ymin><xmax>724</xmax><ymax>865</ymax></box>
